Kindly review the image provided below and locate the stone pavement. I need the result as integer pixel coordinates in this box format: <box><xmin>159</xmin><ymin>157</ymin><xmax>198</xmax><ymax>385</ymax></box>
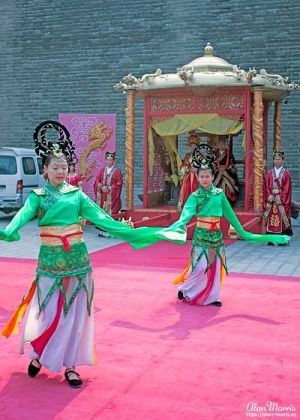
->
<box><xmin>0</xmin><ymin>212</ymin><xmax>123</xmax><ymax>258</ymax></box>
<box><xmin>0</xmin><ymin>212</ymin><xmax>299</xmax><ymax>277</ymax></box>
<box><xmin>226</xmin><ymin>221</ymin><xmax>300</xmax><ymax>277</ymax></box>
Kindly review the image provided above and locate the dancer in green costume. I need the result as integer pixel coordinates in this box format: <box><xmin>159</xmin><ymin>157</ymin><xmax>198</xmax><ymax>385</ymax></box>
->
<box><xmin>166</xmin><ymin>144</ymin><xmax>290</xmax><ymax>306</ymax></box>
<box><xmin>0</xmin><ymin>121</ymin><xmax>185</xmax><ymax>388</ymax></box>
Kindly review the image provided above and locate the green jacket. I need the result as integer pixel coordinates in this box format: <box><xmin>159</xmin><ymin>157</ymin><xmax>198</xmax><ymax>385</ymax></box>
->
<box><xmin>168</xmin><ymin>184</ymin><xmax>290</xmax><ymax>246</ymax></box>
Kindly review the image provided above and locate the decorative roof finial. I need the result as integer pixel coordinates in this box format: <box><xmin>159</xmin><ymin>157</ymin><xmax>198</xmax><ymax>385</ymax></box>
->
<box><xmin>204</xmin><ymin>42</ymin><xmax>214</xmax><ymax>56</ymax></box>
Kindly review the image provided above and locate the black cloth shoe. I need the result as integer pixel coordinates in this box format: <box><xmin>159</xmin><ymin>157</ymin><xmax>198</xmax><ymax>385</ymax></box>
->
<box><xmin>65</xmin><ymin>369</ymin><xmax>83</xmax><ymax>388</ymax></box>
<box><xmin>177</xmin><ymin>291</ymin><xmax>184</xmax><ymax>300</ymax></box>
<box><xmin>209</xmin><ymin>301</ymin><xmax>222</xmax><ymax>307</ymax></box>
<box><xmin>28</xmin><ymin>359</ymin><xmax>42</xmax><ymax>377</ymax></box>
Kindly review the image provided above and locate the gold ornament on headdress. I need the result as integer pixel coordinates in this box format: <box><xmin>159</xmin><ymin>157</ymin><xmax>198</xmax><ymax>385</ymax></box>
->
<box><xmin>52</xmin><ymin>147</ymin><xmax>64</xmax><ymax>158</ymax></box>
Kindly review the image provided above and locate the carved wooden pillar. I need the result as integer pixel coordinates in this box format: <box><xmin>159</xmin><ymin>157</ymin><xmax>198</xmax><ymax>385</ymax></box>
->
<box><xmin>263</xmin><ymin>101</ymin><xmax>269</xmax><ymax>160</ymax></box>
<box><xmin>252</xmin><ymin>88</ymin><xmax>264</xmax><ymax>211</ymax></box>
<box><xmin>273</xmin><ymin>101</ymin><xmax>282</xmax><ymax>151</ymax></box>
<box><xmin>244</xmin><ymin>90</ymin><xmax>252</xmax><ymax>211</ymax></box>
<box><xmin>125</xmin><ymin>90</ymin><xmax>135</xmax><ymax>209</ymax></box>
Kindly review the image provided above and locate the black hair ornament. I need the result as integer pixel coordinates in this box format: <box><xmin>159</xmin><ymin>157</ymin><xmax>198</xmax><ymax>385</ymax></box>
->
<box><xmin>33</xmin><ymin>120</ymin><xmax>77</xmax><ymax>165</ymax></box>
<box><xmin>191</xmin><ymin>143</ymin><xmax>217</xmax><ymax>173</ymax></box>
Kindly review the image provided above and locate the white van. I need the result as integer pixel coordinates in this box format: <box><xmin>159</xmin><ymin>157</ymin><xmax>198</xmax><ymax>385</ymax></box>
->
<box><xmin>0</xmin><ymin>147</ymin><xmax>44</xmax><ymax>214</ymax></box>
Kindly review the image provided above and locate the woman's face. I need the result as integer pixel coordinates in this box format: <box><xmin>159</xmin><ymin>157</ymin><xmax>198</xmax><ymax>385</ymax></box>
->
<box><xmin>197</xmin><ymin>170</ymin><xmax>214</xmax><ymax>189</ymax></box>
<box><xmin>44</xmin><ymin>157</ymin><xmax>69</xmax><ymax>188</ymax></box>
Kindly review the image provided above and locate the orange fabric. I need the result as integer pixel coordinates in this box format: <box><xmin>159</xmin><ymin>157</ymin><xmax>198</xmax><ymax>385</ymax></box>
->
<box><xmin>173</xmin><ymin>261</ymin><xmax>191</xmax><ymax>285</ymax></box>
<box><xmin>1</xmin><ymin>282</ymin><xmax>36</xmax><ymax>338</ymax></box>
<box><xmin>220</xmin><ymin>264</ymin><xmax>226</xmax><ymax>286</ymax></box>
<box><xmin>93</xmin><ymin>348</ymin><xmax>97</xmax><ymax>364</ymax></box>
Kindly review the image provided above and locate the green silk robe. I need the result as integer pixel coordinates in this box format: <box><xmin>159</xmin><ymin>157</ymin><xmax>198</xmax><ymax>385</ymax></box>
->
<box><xmin>167</xmin><ymin>184</ymin><xmax>290</xmax><ymax>246</ymax></box>
<box><xmin>0</xmin><ymin>182</ymin><xmax>186</xmax><ymax>280</ymax></box>
<box><xmin>0</xmin><ymin>181</ymin><xmax>186</xmax><ymax>247</ymax></box>
<box><xmin>0</xmin><ymin>181</ymin><xmax>186</xmax><ymax>320</ymax></box>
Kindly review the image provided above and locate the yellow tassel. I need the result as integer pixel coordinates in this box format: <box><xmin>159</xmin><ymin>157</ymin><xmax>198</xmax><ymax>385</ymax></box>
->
<box><xmin>173</xmin><ymin>261</ymin><xmax>191</xmax><ymax>285</ymax></box>
<box><xmin>1</xmin><ymin>283</ymin><xmax>36</xmax><ymax>338</ymax></box>
<box><xmin>220</xmin><ymin>265</ymin><xmax>226</xmax><ymax>286</ymax></box>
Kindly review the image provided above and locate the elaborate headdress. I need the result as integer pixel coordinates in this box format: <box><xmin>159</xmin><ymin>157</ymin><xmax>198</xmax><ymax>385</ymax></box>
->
<box><xmin>273</xmin><ymin>150</ymin><xmax>285</xmax><ymax>159</ymax></box>
<box><xmin>191</xmin><ymin>143</ymin><xmax>217</xmax><ymax>173</ymax></box>
<box><xmin>105</xmin><ymin>151</ymin><xmax>116</xmax><ymax>159</ymax></box>
<box><xmin>33</xmin><ymin>120</ymin><xmax>77</xmax><ymax>164</ymax></box>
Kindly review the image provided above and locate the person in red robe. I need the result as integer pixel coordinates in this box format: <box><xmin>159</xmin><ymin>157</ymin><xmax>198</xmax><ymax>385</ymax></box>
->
<box><xmin>213</xmin><ymin>137</ymin><xmax>239</xmax><ymax>206</ymax></box>
<box><xmin>93</xmin><ymin>152</ymin><xmax>123</xmax><ymax>215</ymax></box>
<box><xmin>67</xmin><ymin>164</ymin><xmax>82</xmax><ymax>188</ymax></box>
<box><xmin>178</xmin><ymin>134</ymin><xmax>200</xmax><ymax>210</ymax></box>
<box><xmin>264</xmin><ymin>150</ymin><xmax>293</xmax><ymax>244</ymax></box>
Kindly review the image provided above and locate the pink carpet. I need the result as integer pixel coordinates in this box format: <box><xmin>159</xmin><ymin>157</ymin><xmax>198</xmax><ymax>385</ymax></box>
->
<box><xmin>0</xmin><ymin>242</ymin><xmax>299</xmax><ymax>420</ymax></box>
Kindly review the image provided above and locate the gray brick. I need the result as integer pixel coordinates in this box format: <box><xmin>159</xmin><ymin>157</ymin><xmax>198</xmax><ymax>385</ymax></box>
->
<box><xmin>0</xmin><ymin>0</ymin><xmax>299</xmax><ymax>198</ymax></box>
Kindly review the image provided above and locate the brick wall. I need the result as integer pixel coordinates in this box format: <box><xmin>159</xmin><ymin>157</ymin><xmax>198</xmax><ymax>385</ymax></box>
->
<box><xmin>1</xmin><ymin>0</ymin><xmax>299</xmax><ymax>200</ymax></box>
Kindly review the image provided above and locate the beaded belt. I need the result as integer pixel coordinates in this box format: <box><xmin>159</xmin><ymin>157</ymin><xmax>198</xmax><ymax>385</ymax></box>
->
<box><xmin>271</xmin><ymin>188</ymin><xmax>281</xmax><ymax>194</ymax></box>
<box><xmin>197</xmin><ymin>217</ymin><xmax>221</xmax><ymax>231</ymax></box>
<box><xmin>40</xmin><ymin>224</ymin><xmax>83</xmax><ymax>251</ymax></box>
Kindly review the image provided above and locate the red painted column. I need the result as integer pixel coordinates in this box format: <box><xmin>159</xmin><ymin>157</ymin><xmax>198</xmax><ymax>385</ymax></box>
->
<box><xmin>143</xmin><ymin>97</ymin><xmax>149</xmax><ymax>208</ymax></box>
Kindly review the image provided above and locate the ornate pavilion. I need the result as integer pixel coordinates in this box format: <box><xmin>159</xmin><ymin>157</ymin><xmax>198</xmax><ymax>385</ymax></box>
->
<box><xmin>115</xmin><ymin>43</ymin><xmax>298</xmax><ymax>234</ymax></box>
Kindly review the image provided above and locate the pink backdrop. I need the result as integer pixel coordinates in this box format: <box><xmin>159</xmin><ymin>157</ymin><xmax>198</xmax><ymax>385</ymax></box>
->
<box><xmin>59</xmin><ymin>113</ymin><xmax>116</xmax><ymax>199</ymax></box>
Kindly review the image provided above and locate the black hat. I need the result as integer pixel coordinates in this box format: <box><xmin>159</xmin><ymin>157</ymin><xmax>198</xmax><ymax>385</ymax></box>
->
<box><xmin>273</xmin><ymin>150</ymin><xmax>285</xmax><ymax>159</ymax></box>
<box><xmin>105</xmin><ymin>151</ymin><xmax>116</xmax><ymax>159</ymax></box>
<box><xmin>33</xmin><ymin>120</ymin><xmax>77</xmax><ymax>164</ymax></box>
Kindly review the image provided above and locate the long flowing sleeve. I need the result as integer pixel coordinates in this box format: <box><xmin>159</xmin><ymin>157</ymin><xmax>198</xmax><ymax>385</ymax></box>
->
<box><xmin>221</xmin><ymin>192</ymin><xmax>290</xmax><ymax>245</ymax></box>
<box><xmin>0</xmin><ymin>192</ymin><xmax>40</xmax><ymax>242</ymax></box>
<box><xmin>79</xmin><ymin>192</ymin><xmax>186</xmax><ymax>249</ymax></box>
<box><xmin>165</xmin><ymin>193</ymin><xmax>197</xmax><ymax>231</ymax></box>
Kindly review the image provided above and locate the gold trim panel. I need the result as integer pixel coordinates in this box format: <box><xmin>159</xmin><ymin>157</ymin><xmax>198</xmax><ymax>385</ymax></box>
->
<box><xmin>40</xmin><ymin>224</ymin><xmax>82</xmax><ymax>236</ymax></box>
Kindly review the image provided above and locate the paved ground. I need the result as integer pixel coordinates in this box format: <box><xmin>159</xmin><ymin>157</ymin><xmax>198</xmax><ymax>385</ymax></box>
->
<box><xmin>0</xmin><ymin>211</ymin><xmax>299</xmax><ymax>277</ymax></box>
<box><xmin>226</xmin><ymin>221</ymin><xmax>300</xmax><ymax>277</ymax></box>
<box><xmin>0</xmin><ymin>212</ymin><xmax>123</xmax><ymax>258</ymax></box>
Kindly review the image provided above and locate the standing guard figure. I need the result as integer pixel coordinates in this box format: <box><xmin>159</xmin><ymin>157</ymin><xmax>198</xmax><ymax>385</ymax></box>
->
<box><xmin>93</xmin><ymin>152</ymin><xmax>123</xmax><ymax>215</ymax></box>
<box><xmin>264</xmin><ymin>150</ymin><xmax>293</xmax><ymax>243</ymax></box>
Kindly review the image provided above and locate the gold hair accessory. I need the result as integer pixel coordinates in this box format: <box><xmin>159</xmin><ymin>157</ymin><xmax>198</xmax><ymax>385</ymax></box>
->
<box><xmin>52</xmin><ymin>148</ymin><xmax>64</xmax><ymax>158</ymax></box>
